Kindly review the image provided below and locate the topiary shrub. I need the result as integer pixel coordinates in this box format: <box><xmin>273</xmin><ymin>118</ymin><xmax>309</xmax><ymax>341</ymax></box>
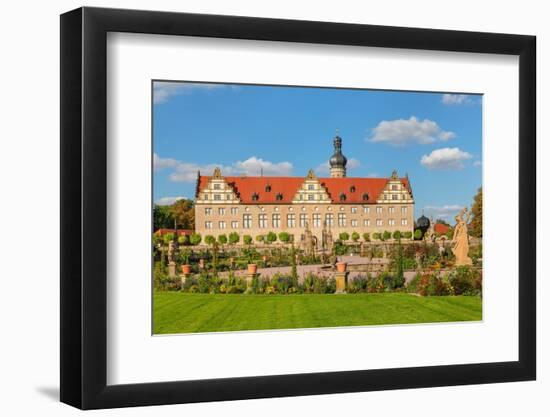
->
<box><xmin>363</xmin><ymin>232</ymin><xmax>370</xmax><ymax>242</ymax></box>
<box><xmin>228</xmin><ymin>232</ymin><xmax>240</xmax><ymax>245</ymax></box>
<box><xmin>217</xmin><ymin>234</ymin><xmax>227</xmax><ymax>245</ymax></box>
<box><xmin>339</xmin><ymin>232</ymin><xmax>350</xmax><ymax>241</ymax></box>
<box><xmin>266</xmin><ymin>231</ymin><xmax>277</xmax><ymax>244</ymax></box>
<box><xmin>243</xmin><ymin>235</ymin><xmax>253</xmax><ymax>245</ymax></box>
<box><xmin>190</xmin><ymin>233</ymin><xmax>202</xmax><ymax>245</ymax></box>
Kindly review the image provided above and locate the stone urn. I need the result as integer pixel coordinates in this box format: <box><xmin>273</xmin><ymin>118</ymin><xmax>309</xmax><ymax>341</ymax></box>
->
<box><xmin>247</xmin><ymin>263</ymin><xmax>258</xmax><ymax>275</ymax></box>
<box><xmin>181</xmin><ymin>264</ymin><xmax>191</xmax><ymax>275</ymax></box>
<box><xmin>335</xmin><ymin>262</ymin><xmax>347</xmax><ymax>273</ymax></box>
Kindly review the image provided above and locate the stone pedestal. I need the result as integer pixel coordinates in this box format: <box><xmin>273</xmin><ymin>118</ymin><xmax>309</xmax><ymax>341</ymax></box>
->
<box><xmin>246</xmin><ymin>273</ymin><xmax>257</xmax><ymax>288</ymax></box>
<box><xmin>335</xmin><ymin>272</ymin><xmax>347</xmax><ymax>294</ymax></box>
<box><xmin>168</xmin><ymin>261</ymin><xmax>176</xmax><ymax>278</ymax></box>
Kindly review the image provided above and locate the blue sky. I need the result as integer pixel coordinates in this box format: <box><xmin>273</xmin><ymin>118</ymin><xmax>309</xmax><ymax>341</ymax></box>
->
<box><xmin>153</xmin><ymin>81</ymin><xmax>482</xmax><ymax>222</ymax></box>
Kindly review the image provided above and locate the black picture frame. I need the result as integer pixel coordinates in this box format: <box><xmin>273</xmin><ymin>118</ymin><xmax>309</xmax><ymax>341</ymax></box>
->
<box><xmin>60</xmin><ymin>6</ymin><xmax>536</xmax><ymax>410</ymax></box>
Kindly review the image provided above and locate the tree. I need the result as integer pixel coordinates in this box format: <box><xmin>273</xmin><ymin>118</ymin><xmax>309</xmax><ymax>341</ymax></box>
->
<box><xmin>243</xmin><ymin>235</ymin><xmax>253</xmax><ymax>245</ymax></box>
<box><xmin>339</xmin><ymin>232</ymin><xmax>350</xmax><ymax>241</ymax></box>
<box><xmin>414</xmin><ymin>229</ymin><xmax>422</xmax><ymax>240</ymax></box>
<box><xmin>177</xmin><ymin>234</ymin><xmax>189</xmax><ymax>245</ymax></box>
<box><xmin>255</xmin><ymin>235</ymin><xmax>264</xmax><ymax>243</ymax></box>
<box><xmin>266</xmin><ymin>231</ymin><xmax>277</xmax><ymax>244</ymax></box>
<box><xmin>403</xmin><ymin>231</ymin><xmax>413</xmax><ymax>239</ymax></box>
<box><xmin>228</xmin><ymin>232</ymin><xmax>240</xmax><ymax>245</ymax></box>
<box><xmin>362</xmin><ymin>232</ymin><xmax>370</xmax><ymax>242</ymax></box>
<box><xmin>383</xmin><ymin>231</ymin><xmax>391</xmax><ymax>241</ymax></box>
<box><xmin>170</xmin><ymin>198</ymin><xmax>195</xmax><ymax>229</ymax></box>
<box><xmin>393</xmin><ymin>230</ymin><xmax>402</xmax><ymax>240</ymax></box>
<box><xmin>278</xmin><ymin>232</ymin><xmax>291</xmax><ymax>243</ymax></box>
<box><xmin>204</xmin><ymin>235</ymin><xmax>216</xmax><ymax>246</ymax></box>
<box><xmin>153</xmin><ymin>205</ymin><xmax>174</xmax><ymax>230</ymax></box>
<box><xmin>190</xmin><ymin>233</ymin><xmax>202</xmax><ymax>245</ymax></box>
<box><xmin>218</xmin><ymin>234</ymin><xmax>228</xmax><ymax>245</ymax></box>
<box><xmin>469</xmin><ymin>187</ymin><xmax>483</xmax><ymax>238</ymax></box>
<box><xmin>351</xmin><ymin>232</ymin><xmax>360</xmax><ymax>242</ymax></box>
<box><xmin>394</xmin><ymin>240</ymin><xmax>405</xmax><ymax>288</ymax></box>
<box><xmin>162</xmin><ymin>233</ymin><xmax>175</xmax><ymax>245</ymax></box>
<box><xmin>372</xmin><ymin>232</ymin><xmax>381</xmax><ymax>241</ymax></box>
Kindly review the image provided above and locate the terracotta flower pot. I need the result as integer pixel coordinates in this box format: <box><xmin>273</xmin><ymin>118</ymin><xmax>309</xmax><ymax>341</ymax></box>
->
<box><xmin>335</xmin><ymin>262</ymin><xmax>347</xmax><ymax>273</ymax></box>
<box><xmin>181</xmin><ymin>264</ymin><xmax>191</xmax><ymax>275</ymax></box>
<box><xmin>247</xmin><ymin>263</ymin><xmax>258</xmax><ymax>274</ymax></box>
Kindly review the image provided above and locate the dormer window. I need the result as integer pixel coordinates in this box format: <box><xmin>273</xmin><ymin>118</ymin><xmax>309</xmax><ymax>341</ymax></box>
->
<box><xmin>251</xmin><ymin>192</ymin><xmax>259</xmax><ymax>201</ymax></box>
<box><xmin>276</xmin><ymin>193</ymin><xmax>283</xmax><ymax>201</ymax></box>
<box><xmin>339</xmin><ymin>193</ymin><xmax>347</xmax><ymax>202</ymax></box>
<box><xmin>350</xmin><ymin>185</ymin><xmax>356</xmax><ymax>193</ymax></box>
<box><xmin>362</xmin><ymin>193</ymin><xmax>369</xmax><ymax>201</ymax></box>
<box><xmin>265</xmin><ymin>185</ymin><xmax>272</xmax><ymax>192</ymax></box>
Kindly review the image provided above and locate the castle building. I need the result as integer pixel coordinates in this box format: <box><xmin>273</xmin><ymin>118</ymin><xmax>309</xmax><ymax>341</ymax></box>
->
<box><xmin>194</xmin><ymin>135</ymin><xmax>414</xmax><ymax>244</ymax></box>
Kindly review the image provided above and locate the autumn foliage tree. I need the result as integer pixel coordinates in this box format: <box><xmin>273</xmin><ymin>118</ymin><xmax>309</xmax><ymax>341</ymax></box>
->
<box><xmin>469</xmin><ymin>187</ymin><xmax>483</xmax><ymax>238</ymax></box>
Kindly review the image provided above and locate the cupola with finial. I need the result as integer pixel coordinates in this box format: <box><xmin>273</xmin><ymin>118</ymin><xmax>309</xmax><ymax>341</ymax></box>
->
<box><xmin>329</xmin><ymin>132</ymin><xmax>347</xmax><ymax>178</ymax></box>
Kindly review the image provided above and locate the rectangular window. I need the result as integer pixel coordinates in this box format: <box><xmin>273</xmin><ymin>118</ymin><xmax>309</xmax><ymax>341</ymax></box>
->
<box><xmin>313</xmin><ymin>213</ymin><xmax>321</xmax><ymax>228</ymax></box>
<box><xmin>308</xmin><ymin>194</ymin><xmax>315</xmax><ymax>201</ymax></box>
<box><xmin>401</xmin><ymin>219</ymin><xmax>408</xmax><ymax>226</ymax></box>
<box><xmin>363</xmin><ymin>207</ymin><xmax>370</xmax><ymax>214</ymax></box>
<box><xmin>401</xmin><ymin>206</ymin><xmax>407</xmax><ymax>214</ymax></box>
<box><xmin>325</xmin><ymin>213</ymin><xmax>334</xmax><ymax>227</ymax></box>
<box><xmin>376</xmin><ymin>219</ymin><xmax>383</xmax><ymax>227</ymax></box>
<box><xmin>308</xmin><ymin>184</ymin><xmax>315</xmax><ymax>190</ymax></box>
<box><xmin>219</xmin><ymin>221</ymin><xmax>226</xmax><ymax>229</ymax></box>
<box><xmin>392</xmin><ymin>184</ymin><xmax>399</xmax><ymax>190</ymax></box>
<box><xmin>376</xmin><ymin>206</ymin><xmax>383</xmax><ymax>214</ymax></box>
<box><xmin>218</xmin><ymin>207</ymin><xmax>225</xmax><ymax>215</ymax></box>
<box><xmin>389</xmin><ymin>219</ymin><xmax>396</xmax><ymax>226</ymax></box>
<box><xmin>338</xmin><ymin>213</ymin><xmax>346</xmax><ymax>227</ymax></box>
<box><xmin>351</xmin><ymin>219</ymin><xmax>358</xmax><ymax>227</ymax></box>
<box><xmin>392</xmin><ymin>194</ymin><xmax>398</xmax><ymax>200</ymax></box>
<box><xmin>231</xmin><ymin>221</ymin><xmax>239</xmax><ymax>229</ymax></box>
<box><xmin>389</xmin><ymin>206</ymin><xmax>395</xmax><ymax>214</ymax></box>
<box><xmin>214</xmin><ymin>194</ymin><xmax>221</xmax><ymax>201</ymax></box>
<box><xmin>364</xmin><ymin>219</ymin><xmax>370</xmax><ymax>226</ymax></box>
<box><xmin>213</xmin><ymin>183</ymin><xmax>221</xmax><ymax>190</ymax></box>
<box><xmin>203</xmin><ymin>194</ymin><xmax>208</xmax><ymax>200</ymax></box>
<box><xmin>231</xmin><ymin>207</ymin><xmax>238</xmax><ymax>215</ymax></box>
<box><xmin>272</xmin><ymin>214</ymin><xmax>281</xmax><ymax>228</ymax></box>
<box><xmin>259</xmin><ymin>214</ymin><xmax>267</xmax><ymax>228</ymax></box>
<box><xmin>287</xmin><ymin>213</ymin><xmax>296</xmax><ymax>227</ymax></box>
<box><xmin>299</xmin><ymin>213</ymin><xmax>307</xmax><ymax>227</ymax></box>
<box><xmin>226</xmin><ymin>194</ymin><xmax>232</xmax><ymax>200</ymax></box>
<box><xmin>351</xmin><ymin>207</ymin><xmax>357</xmax><ymax>213</ymax></box>
<box><xmin>205</xmin><ymin>221</ymin><xmax>213</xmax><ymax>229</ymax></box>
<box><xmin>205</xmin><ymin>207</ymin><xmax>212</xmax><ymax>215</ymax></box>
<box><xmin>243</xmin><ymin>214</ymin><xmax>252</xmax><ymax>229</ymax></box>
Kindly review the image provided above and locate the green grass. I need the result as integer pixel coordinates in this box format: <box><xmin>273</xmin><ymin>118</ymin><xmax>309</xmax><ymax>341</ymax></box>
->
<box><xmin>153</xmin><ymin>292</ymin><xmax>482</xmax><ymax>334</ymax></box>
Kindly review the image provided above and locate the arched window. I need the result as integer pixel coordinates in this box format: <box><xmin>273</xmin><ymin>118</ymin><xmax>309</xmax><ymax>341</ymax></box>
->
<box><xmin>339</xmin><ymin>193</ymin><xmax>347</xmax><ymax>202</ymax></box>
<box><xmin>251</xmin><ymin>192</ymin><xmax>259</xmax><ymax>201</ymax></box>
<box><xmin>362</xmin><ymin>193</ymin><xmax>369</xmax><ymax>201</ymax></box>
<box><xmin>350</xmin><ymin>185</ymin><xmax>356</xmax><ymax>193</ymax></box>
<box><xmin>265</xmin><ymin>185</ymin><xmax>272</xmax><ymax>192</ymax></box>
<box><xmin>276</xmin><ymin>193</ymin><xmax>283</xmax><ymax>201</ymax></box>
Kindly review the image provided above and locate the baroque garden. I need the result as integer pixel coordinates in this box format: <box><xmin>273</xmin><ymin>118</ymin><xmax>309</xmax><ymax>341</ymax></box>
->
<box><xmin>153</xmin><ymin>136</ymin><xmax>483</xmax><ymax>334</ymax></box>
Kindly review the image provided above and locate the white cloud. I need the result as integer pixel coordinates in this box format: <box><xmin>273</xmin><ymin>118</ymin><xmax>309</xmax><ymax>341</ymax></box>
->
<box><xmin>441</xmin><ymin>94</ymin><xmax>472</xmax><ymax>105</ymax></box>
<box><xmin>233</xmin><ymin>156</ymin><xmax>293</xmax><ymax>177</ymax></box>
<box><xmin>153</xmin><ymin>82</ymin><xmax>228</xmax><ymax>104</ymax></box>
<box><xmin>420</xmin><ymin>147</ymin><xmax>473</xmax><ymax>170</ymax></box>
<box><xmin>155</xmin><ymin>196</ymin><xmax>185</xmax><ymax>206</ymax></box>
<box><xmin>314</xmin><ymin>158</ymin><xmax>361</xmax><ymax>176</ymax></box>
<box><xmin>424</xmin><ymin>204</ymin><xmax>465</xmax><ymax>220</ymax></box>
<box><xmin>154</xmin><ymin>154</ymin><xmax>294</xmax><ymax>182</ymax></box>
<box><xmin>473</xmin><ymin>160</ymin><xmax>482</xmax><ymax>167</ymax></box>
<box><xmin>369</xmin><ymin>116</ymin><xmax>455</xmax><ymax>146</ymax></box>
<box><xmin>153</xmin><ymin>153</ymin><xmax>178</xmax><ymax>171</ymax></box>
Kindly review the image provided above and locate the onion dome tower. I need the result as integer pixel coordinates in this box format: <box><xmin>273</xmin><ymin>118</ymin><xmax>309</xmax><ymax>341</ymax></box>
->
<box><xmin>329</xmin><ymin>134</ymin><xmax>348</xmax><ymax>178</ymax></box>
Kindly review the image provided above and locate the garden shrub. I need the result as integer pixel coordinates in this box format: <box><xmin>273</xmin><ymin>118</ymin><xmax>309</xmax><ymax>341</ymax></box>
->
<box><xmin>449</xmin><ymin>266</ymin><xmax>481</xmax><ymax>295</ymax></box>
<box><xmin>339</xmin><ymin>232</ymin><xmax>350</xmax><ymax>241</ymax></box>
<box><xmin>383</xmin><ymin>231</ymin><xmax>392</xmax><ymax>241</ymax></box>
<box><xmin>351</xmin><ymin>232</ymin><xmax>360</xmax><ymax>242</ymax></box>
<box><xmin>243</xmin><ymin>235</ymin><xmax>253</xmax><ymax>245</ymax></box>
<box><xmin>348</xmin><ymin>275</ymin><xmax>369</xmax><ymax>293</ymax></box>
<box><xmin>190</xmin><ymin>233</ymin><xmax>202</xmax><ymax>245</ymax></box>
<box><xmin>153</xmin><ymin>261</ymin><xmax>180</xmax><ymax>291</ymax></box>
<box><xmin>218</xmin><ymin>234</ymin><xmax>228</xmax><ymax>245</ymax></box>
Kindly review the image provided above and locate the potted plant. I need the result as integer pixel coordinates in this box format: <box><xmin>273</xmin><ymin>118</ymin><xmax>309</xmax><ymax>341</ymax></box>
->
<box><xmin>243</xmin><ymin>247</ymin><xmax>257</xmax><ymax>274</ymax></box>
<box><xmin>335</xmin><ymin>261</ymin><xmax>347</xmax><ymax>273</ymax></box>
<box><xmin>179</xmin><ymin>249</ymin><xmax>192</xmax><ymax>275</ymax></box>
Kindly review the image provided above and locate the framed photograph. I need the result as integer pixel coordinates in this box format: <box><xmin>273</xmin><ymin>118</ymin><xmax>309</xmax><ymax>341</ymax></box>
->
<box><xmin>60</xmin><ymin>6</ymin><xmax>536</xmax><ymax>409</ymax></box>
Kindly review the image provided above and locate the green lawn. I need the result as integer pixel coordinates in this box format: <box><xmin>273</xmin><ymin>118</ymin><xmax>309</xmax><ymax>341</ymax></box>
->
<box><xmin>153</xmin><ymin>292</ymin><xmax>482</xmax><ymax>334</ymax></box>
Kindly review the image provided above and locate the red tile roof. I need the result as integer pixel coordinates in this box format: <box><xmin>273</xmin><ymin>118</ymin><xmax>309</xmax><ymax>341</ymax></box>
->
<box><xmin>434</xmin><ymin>223</ymin><xmax>450</xmax><ymax>234</ymax></box>
<box><xmin>197</xmin><ymin>175</ymin><xmax>411</xmax><ymax>204</ymax></box>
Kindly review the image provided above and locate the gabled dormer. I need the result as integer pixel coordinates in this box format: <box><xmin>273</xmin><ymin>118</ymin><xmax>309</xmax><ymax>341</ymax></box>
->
<box><xmin>292</xmin><ymin>169</ymin><xmax>331</xmax><ymax>204</ymax></box>
<box><xmin>196</xmin><ymin>167</ymin><xmax>240</xmax><ymax>204</ymax></box>
<box><xmin>377</xmin><ymin>170</ymin><xmax>414</xmax><ymax>204</ymax></box>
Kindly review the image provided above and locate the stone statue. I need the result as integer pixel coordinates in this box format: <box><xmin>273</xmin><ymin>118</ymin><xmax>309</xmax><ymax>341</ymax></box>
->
<box><xmin>167</xmin><ymin>240</ymin><xmax>176</xmax><ymax>264</ymax></box>
<box><xmin>451</xmin><ymin>208</ymin><xmax>473</xmax><ymax>266</ymax></box>
<box><xmin>302</xmin><ymin>222</ymin><xmax>316</xmax><ymax>256</ymax></box>
<box><xmin>425</xmin><ymin>216</ymin><xmax>436</xmax><ymax>243</ymax></box>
